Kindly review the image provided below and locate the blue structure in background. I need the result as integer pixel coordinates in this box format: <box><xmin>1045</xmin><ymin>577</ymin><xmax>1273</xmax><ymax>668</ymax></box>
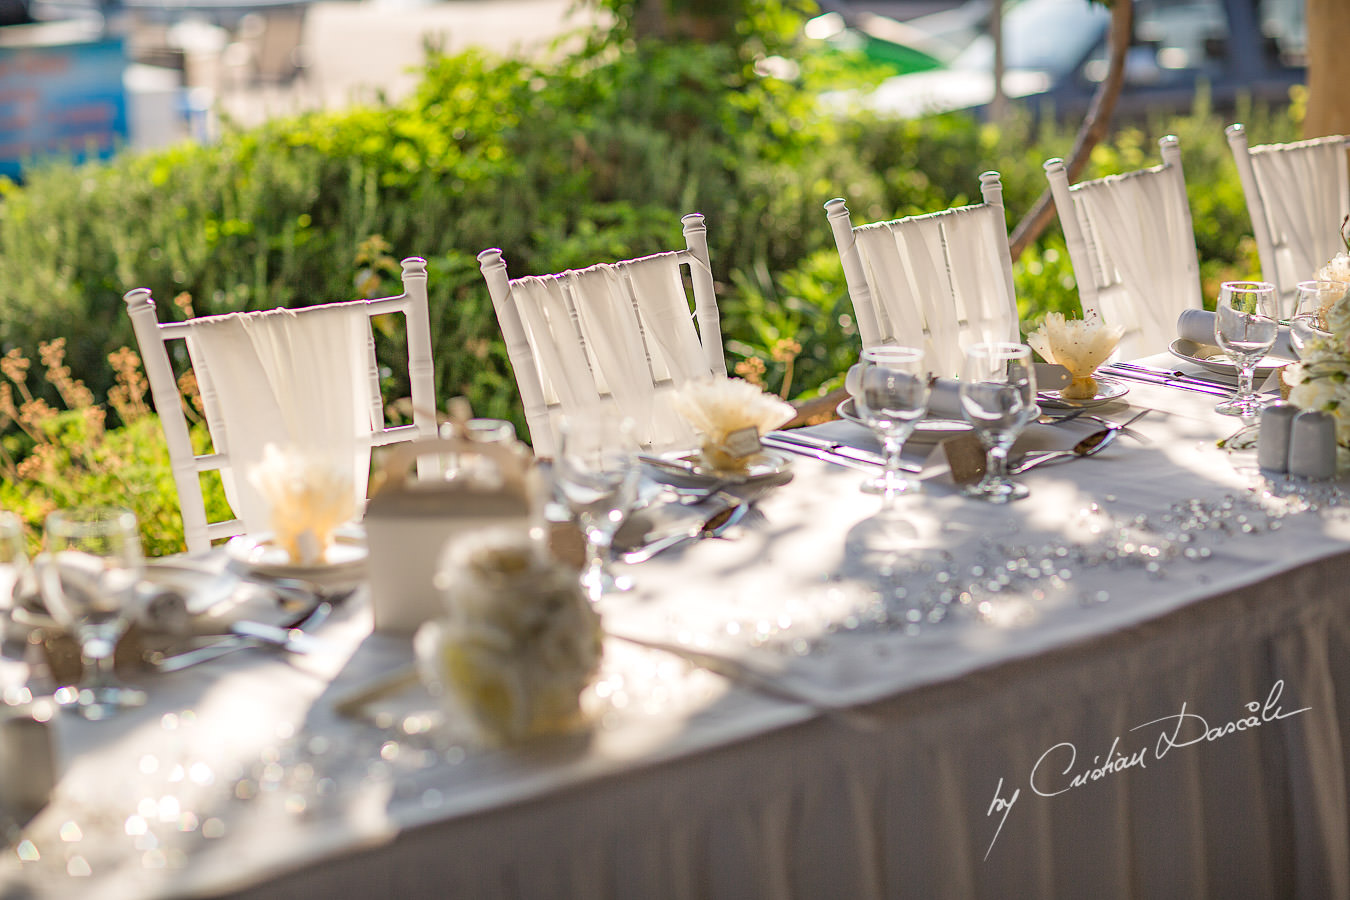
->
<box><xmin>0</xmin><ymin>29</ymin><xmax>128</xmax><ymax>180</ymax></box>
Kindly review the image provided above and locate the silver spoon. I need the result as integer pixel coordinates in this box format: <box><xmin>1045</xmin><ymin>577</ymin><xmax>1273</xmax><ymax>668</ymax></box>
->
<box><xmin>620</xmin><ymin>503</ymin><xmax>749</xmax><ymax>564</ymax></box>
<box><xmin>1012</xmin><ymin>409</ymin><xmax>1150</xmax><ymax>474</ymax></box>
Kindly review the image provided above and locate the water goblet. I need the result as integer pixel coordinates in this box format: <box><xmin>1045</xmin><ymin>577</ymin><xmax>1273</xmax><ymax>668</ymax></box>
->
<box><xmin>1289</xmin><ymin>280</ymin><xmax>1346</xmax><ymax>358</ymax></box>
<box><xmin>555</xmin><ymin>411</ymin><xmax>641</xmax><ymax>602</ymax></box>
<box><xmin>1214</xmin><ymin>280</ymin><xmax>1278</xmax><ymax>418</ymax></box>
<box><xmin>959</xmin><ymin>342</ymin><xmax>1038</xmax><ymax>504</ymax></box>
<box><xmin>41</xmin><ymin>507</ymin><xmax>146</xmax><ymax>719</ymax></box>
<box><xmin>856</xmin><ymin>346</ymin><xmax>930</xmax><ymax>500</ymax></box>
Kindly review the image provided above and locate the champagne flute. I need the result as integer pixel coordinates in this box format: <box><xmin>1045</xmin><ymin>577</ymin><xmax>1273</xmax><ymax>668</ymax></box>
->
<box><xmin>41</xmin><ymin>506</ymin><xmax>146</xmax><ymax>719</ymax></box>
<box><xmin>856</xmin><ymin>346</ymin><xmax>930</xmax><ymax>500</ymax></box>
<box><xmin>1214</xmin><ymin>281</ymin><xmax>1278</xmax><ymax>418</ymax></box>
<box><xmin>959</xmin><ymin>342</ymin><xmax>1038</xmax><ymax>503</ymax></box>
<box><xmin>1289</xmin><ymin>280</ymin><xmax>1345</xmax><ymax>358</ymax></box>
<box><xmin>555</xmin><ymin>411</ymin><xmax>641</xmax><ymax>602</ymax></box>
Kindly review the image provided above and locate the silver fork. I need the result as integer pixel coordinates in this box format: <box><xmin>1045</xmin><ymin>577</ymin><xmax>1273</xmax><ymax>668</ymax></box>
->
<box><xmin>153</xmin><ymin>593</ymin><xmax>336</xmax><ymax>673</ymax></box>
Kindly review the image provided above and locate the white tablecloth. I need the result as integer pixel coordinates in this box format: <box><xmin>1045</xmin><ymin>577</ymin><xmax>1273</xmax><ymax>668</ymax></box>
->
<box><xmin>2</xmin><ymin>365</ymin><xmax>1349</xmax><ymax>899</ymax></box>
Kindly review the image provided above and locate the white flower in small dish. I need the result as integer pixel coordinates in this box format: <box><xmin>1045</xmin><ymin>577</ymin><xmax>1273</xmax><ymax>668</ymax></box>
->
<box><xmin>246</xmin><ymin>443</ymin><xmax>356</xmax><ymax>565</ymax></box>
<box><xmin>671</xmin><ymin>376</ymin><xmax>795</xmax><ymax>474</ymax></box>
<box><xmin>1026</xmin><ymin>312</ymin><xmax>1124</xmax><ymax>400</ymax></box>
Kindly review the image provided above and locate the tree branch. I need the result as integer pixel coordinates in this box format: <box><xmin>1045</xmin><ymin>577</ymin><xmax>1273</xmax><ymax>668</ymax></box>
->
<box><xmin>1008</xmin><ymin>0</ymin><xmax>1134</xmax><ymax>261</ymax></box>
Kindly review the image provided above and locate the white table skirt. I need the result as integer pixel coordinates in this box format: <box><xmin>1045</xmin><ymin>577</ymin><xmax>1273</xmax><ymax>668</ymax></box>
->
<box><xmin>3</xmin><ymin>366</ymin><xmax>1350</xmax><ymax>899</ymax></box>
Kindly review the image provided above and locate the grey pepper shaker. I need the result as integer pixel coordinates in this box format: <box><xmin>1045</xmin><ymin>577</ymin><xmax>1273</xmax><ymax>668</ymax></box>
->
<box><xmin>1288</xmin><ymin>410</ymin><xmax>1338</xmax><ymax>480</ymax></box>
<box><xmin>1257</xmin><ymin>401</ymin><xmax>1298</xmax><ymax>472</ymax></box>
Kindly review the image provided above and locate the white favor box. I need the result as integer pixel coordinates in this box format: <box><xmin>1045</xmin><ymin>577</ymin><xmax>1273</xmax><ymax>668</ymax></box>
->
<box><xmin>363</xmin><ymin>438</ymin><xmax>534</xmax><ymax>634</ymax></box>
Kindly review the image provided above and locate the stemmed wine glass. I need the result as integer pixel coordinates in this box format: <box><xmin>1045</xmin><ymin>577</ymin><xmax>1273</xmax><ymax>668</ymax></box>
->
<box><xmin>555</xmin><ymin>411</ymin><xmax>641</xmax><ymax>602</ymax></box>
<box><xmin>959</xmin><ymin>342</ymin><xmax>1038</xmax><ymax>503</ymax></box>
<box><xmin>40</xmin><ymin>506</ymin><xmax>146</xmax><ymax>719</ymax></box>
<box><xmin>1214</xmin><ymin>280</ymin><xmax>1278</xmax><ymax>418</ymax></box>
<box><xmin>1289</xmin><ymin>279</ymin><xmax>1346</xmax><ymax>358</ymax></box>
<box><xmin>0</xmin><ymin>511</ymin><xmax>25</xmax><ymax>614</ymax></box>
<box><xmin>856</xmin><ymin>346</ymin><xmax>930</xmax><ymax>500</ymax></box>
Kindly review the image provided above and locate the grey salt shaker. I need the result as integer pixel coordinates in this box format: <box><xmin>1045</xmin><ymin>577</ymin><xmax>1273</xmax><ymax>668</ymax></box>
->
<box><xmin>1288</xmin><ymin>410</ymin><xmax>1338</xmax><ymax>480</ymax></box>
<box><xmin>0</xmin><ymin>709</ymin><xmax>57</xmax><ymax>824</ymax></box>
<box><xmin>1257</xmin><ymin>402</ymin><xmax>1298</xmax><ymax>472</ymax></box>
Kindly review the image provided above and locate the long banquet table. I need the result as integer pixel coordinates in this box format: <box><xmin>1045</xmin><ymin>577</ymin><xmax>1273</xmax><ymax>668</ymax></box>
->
<box><xmin>2</xmin><ymin>364</ymin><xmax>1350</xmax><ymax>898</ymax></box>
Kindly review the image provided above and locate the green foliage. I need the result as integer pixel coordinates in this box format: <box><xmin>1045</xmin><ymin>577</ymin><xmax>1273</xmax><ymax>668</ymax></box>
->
<box><xmin>0</xmin><ymin>409</ymin><xmax>228</xmax><ymax>558</ymax></box>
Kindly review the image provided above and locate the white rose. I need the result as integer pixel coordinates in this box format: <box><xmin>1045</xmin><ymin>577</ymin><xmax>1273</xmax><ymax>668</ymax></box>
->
<box><xmin>1290</xmin><ymin>377</ymin><xmax>1342</xmax><ymax>413</ymax></box>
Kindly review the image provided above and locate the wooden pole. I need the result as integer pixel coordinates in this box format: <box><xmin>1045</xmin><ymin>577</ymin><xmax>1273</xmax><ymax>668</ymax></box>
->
<box><xmin>1305</xmin><ymin>0</ymin><xmax>1350</xmax><ymax>138</ymax></box>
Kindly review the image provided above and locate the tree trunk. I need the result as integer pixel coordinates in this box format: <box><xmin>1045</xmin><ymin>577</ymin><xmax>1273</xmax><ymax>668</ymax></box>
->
<box><xmin>1007</xmin><ymin>0</ymin><xmax>1133</xmax><ymax>261</ymax></box>
<box><xmin>1305</xmin><ymin>0</ymin><xmax>1350</xmax><ymax>138</ymax></box>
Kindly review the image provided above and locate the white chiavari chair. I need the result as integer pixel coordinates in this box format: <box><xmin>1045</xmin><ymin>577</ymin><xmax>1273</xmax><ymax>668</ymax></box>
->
<box><xmin>825</xmin><ymin>171</ymin><xmax>1019</xmax><ymax>378</ymax></box>
<box><xmin>1045</xmin><ymin>134</ymin><xmax>1203</xmax><ymax>359</ymax></box>
<box><xmin>1227</xmin><ymin>123</ymin><xmax>1350</xmax><ymax>307</ymax></box>
<box><xmin>477</xmin><ymin>213</ymin><xmax>725</xmax><ymax>458</ymax></box>
<box><xmin>124</xmin><ymin>256</ymin><xmax>438</xmax><ymax>555</ymax></box>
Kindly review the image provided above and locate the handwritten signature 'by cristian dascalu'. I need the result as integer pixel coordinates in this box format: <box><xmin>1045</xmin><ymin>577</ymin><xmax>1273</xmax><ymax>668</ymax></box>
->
<box><xmin>983</xmin><ymin>679</ymin><xmax>1310</xmax><ymax>860</ymax></box>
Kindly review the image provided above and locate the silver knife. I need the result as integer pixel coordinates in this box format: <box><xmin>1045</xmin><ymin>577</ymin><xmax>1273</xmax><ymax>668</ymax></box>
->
<box><xmin>1097</xmin><ymin>364</ymin><xmax>1233</xmax><ymax>398</ymax></box>
<box><xmin>763</xmin><ymin>432</ymin><xmax>920</xmax><ymax>473</ymax></box>
<box><xmin>229</xmin><ymin>619</ymin><xmax>328</xmax><ymax>655</ymax></box>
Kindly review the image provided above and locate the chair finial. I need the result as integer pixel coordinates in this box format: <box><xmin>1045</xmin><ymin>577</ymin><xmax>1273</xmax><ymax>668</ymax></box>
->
<box><xmin>123</xmin><ymin>287</ymin><xmax>154</xmax><ymax>311</ymax></box>
<box><xmin>1043</xmin><ymin>158</ymin><xmax>1066</xmax><ymax>174</ymax></box>
<box><xmin>400</xmin><ymin>257</ymin><xmax>428</xmax><ymax>280</ymax></box>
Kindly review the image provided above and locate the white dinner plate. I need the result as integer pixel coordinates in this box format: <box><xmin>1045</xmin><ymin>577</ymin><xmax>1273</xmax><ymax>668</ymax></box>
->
<box><xmin>225</xmin><ymin>530</ymin><xmax>368</xmax><ymax>584</ymax></box>
<box><xmin>1168</xmin><ymin>339</ymin><xmax>1293</xmax><ymax>380</ymax></box>
<box><xmin>837</xmin><ymin>397</ymin><xmax>972</xmax><ymax>443</ymax></box>
<box><xmin>1037</xmin><ymin>376</ymin><xmax>1129</xmax><ymax>410</ymax></box>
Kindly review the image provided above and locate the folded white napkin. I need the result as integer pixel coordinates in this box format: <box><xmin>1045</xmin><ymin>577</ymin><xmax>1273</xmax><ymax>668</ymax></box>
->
<box><xmin>1176</xmin><ymin>309</ymin><xmax>1295</xmax><ymax>359</ymax></box>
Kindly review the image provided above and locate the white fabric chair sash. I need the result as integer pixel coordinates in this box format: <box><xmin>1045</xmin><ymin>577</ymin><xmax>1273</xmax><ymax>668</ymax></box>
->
<box><xmin>1250</xmin><ymin>139</ymin><xmax>1348</xmax><ymax>295</ymax></box>
<box><xmin>186</xmin><ymin>305</ymin><xmax>374</xmax><ymax>534</ymax></box>
<box><xmin>509</xmin><ymin>252</ymin><xmax>704</xmax><ymax>449</ymax></box>
<box><xmin>853</xmin><ymin>205</ymin><xmax>1019</xmax><ymax>378</ymax></box>
<box><xmin>1072</xmin><ymin>167</ymin><xmax>1198</xmax><ymax>358</ymax></box>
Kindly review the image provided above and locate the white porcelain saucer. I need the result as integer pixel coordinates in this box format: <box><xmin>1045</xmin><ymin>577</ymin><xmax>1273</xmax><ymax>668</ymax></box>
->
<box><xmin>224</xmin><ymin>531</ymin><xmax>368</xmax><ymax>584</ymax></box>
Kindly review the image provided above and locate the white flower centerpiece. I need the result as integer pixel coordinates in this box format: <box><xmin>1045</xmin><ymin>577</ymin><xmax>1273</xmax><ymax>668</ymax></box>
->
<box><xmin>672</xmin><ymin>376</ymin><xmax>795</xmax><ymax>474</ymax></box>
<box><xmin>415</xmin><ymin>528</ymin><xmax>603</xmax><ymax>745</ymax></box>
<box><xmin>1282</xmin><ymin>245</ymin><xmax>1350</xmax><ymax>470</ymax></box>
<box><xmin>1026</xmin><ymin>312</ymin><xmax>1124</xmax><ymax>400</ymax></box>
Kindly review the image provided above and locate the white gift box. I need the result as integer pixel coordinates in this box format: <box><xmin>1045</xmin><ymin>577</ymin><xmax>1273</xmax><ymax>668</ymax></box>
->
<box><xmin>363</xmin><ymin>437</ymin><xmax>535</xmax><ymax>634</ymax></box>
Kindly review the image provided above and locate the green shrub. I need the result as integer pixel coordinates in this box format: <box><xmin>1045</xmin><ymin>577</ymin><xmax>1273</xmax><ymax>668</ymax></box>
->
<box><xmin>0</xmin><ymin>341</ymin><xmax>228</xmax><ymax>556</ymax></box>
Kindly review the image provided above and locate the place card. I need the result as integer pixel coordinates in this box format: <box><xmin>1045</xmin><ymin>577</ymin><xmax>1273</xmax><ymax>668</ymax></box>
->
<box><xmin>942</xmin><ymin>433</ymin><xmax>987</xmax><ymax>485</ymax></box>
<box><xmin>722</xmin><ymin>426</ymin><xmax>763</xmax><ymax>459</ymax></box>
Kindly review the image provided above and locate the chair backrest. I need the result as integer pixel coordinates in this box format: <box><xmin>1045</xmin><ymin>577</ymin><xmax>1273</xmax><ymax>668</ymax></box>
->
<box><xmin>124</xmin><ymin>256</ymin><xmax>438</xmax><ymax>555</ymax></box>
<box><xmin>825</xmin><ymin>171</ymin><xmax>1020</xmax><ymax>378</ymax></box>
<box><xmin>1045</xmin><ymin>135</ymin><xmax>1202</xmax><ymax>359</ymax></box>
<box><xmin>1227</xmin><ymin>123</ymin><xmax>1350</xmax><ymax>309</ymax></box>
<box><xmin>478</xmin><ymin>213</ymin><xmax>726</xmax><ymax>458</ymax></box>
